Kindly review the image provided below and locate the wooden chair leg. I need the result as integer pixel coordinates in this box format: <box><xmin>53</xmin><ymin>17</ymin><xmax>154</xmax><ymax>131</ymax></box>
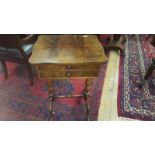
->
<box><xmin>139</xmin><ymin>59</ymin><xmax>155</xmax><ymax>89</ymax></box>
<box><xmin>0</xmin><ymin>60</ymin><xmax>8</xmax><ymax>80</ymax></box>
<box><xmin>26</xmin><ymin>63</ymin><xmax>34</xmax><ymax>86</ymax></box>
<box><xmin>144</xmin><ymin>65</ymin><xmax>155</xmax><ymax>80</ymax></box>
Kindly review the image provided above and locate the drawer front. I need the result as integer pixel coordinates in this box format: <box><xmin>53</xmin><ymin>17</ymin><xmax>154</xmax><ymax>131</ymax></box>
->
<box><xmin>37</xmin><ymin>63</ymin><xmax>101</xmax><ymax>71</ymax></box>
<box><xmin>38</xmin><ymin>70</ymin><xmax>99</xmax><ymax>79</ymax></box>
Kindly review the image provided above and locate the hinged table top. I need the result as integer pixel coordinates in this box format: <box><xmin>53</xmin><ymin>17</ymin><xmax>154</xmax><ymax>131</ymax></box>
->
<box><xmin>29</xmin><ymin>35</ymin><xmax>108</xmax><ymax>64</ymax></box>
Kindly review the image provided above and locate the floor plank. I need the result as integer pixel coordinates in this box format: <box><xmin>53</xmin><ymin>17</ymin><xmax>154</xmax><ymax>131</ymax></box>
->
<box><xmin>98</xmin><ymin>51</ymin><xmax>136</xmax><ymax>121</ymax></box>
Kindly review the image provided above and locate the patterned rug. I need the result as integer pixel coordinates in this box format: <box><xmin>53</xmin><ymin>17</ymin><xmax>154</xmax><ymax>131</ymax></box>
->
<box><xmin>118</xmin><ymin>34</ymin><xmax>155</xmax><ymax>121</ymax></box>
<box><xmin>0</xmin><ymin>60</ymin><xmax>107</xmax><ymax>121</ymax></box>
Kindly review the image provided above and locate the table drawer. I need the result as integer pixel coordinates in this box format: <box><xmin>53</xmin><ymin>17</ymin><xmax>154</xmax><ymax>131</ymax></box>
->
<box><xmin>37</xmin><ymin>63</ymin><xmax>101</xmax><ymax>71</ymax></box>
<box><xmin>38</xmin><ymin>70</ymin><xmax>99</xmax><ymax>79</ymax></box>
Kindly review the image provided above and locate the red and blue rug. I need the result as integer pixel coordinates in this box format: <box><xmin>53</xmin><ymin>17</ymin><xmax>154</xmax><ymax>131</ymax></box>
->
<box><xmin>118</xmin><ymin>34</ymin><xmax>155</xmax><ymax>121</ymax></box>
<box><xmin>0</xmin><ymin>60</ymin><xmax>107</xmax><ymax>121</ymax></box>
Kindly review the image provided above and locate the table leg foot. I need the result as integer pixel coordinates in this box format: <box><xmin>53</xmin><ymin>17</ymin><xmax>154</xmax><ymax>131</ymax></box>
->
<box><xmin>48</xmin><ymin>111</ymin><xmax>55</xmax><ymax>121</ymax></box>
<box><xmin>83</xmin><ymin>78</ymin><xmax>93</xmax><ymax>121</ymax></box>
<box><xmin>83</xmin><ymin>89</ymin><xmax>90</xmax><ymax>121</ymax></box>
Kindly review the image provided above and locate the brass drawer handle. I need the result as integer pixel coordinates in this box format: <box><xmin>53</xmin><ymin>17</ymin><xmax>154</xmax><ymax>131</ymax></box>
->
<box><xmin>66</xmin><ymin>71</ymin><xmax>71</xmax><ymax>77</ymax></box>
<box><xmin>67</xmin><ymin>64</ymin><xmax>72</xmax><ymax>69</ymax></box>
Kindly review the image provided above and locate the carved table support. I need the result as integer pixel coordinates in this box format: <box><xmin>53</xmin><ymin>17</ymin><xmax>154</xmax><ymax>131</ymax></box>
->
<box><xmin>83</xmin><ymin>78</ymin><xmax>93</xmax><ymax>121</ymax></box>
<box><xmin>47</xmin><ymin>80</ymin><xmax>55</xmax><ymax>121</ymax></box>
<box><xmin>46</xmin><ymin>78</ymin><xmax>93</xmax><ymax>121</ymax></box>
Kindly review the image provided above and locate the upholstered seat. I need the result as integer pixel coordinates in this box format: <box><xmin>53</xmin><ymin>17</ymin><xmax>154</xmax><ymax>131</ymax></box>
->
<box><xmin>22</xmin><ymin>43</ymin><xmax>33</xmax><ymax>55</ymax></box>
<box><xmin>0</xmin><ymin>43</ymin><xmax>33</xmax><ymax>58</ymax></box>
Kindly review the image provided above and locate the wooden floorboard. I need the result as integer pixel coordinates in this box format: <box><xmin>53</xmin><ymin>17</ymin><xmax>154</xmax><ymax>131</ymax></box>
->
<box><xmin>98</xmin><ymin>51</ymin><xmax>136</xmax><ymax>121</ymax></box>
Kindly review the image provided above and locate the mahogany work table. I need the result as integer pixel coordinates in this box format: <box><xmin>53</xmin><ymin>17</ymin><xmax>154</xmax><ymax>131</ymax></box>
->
<box><xmin>29</xmin><ymin>35</ymin><xmax>108</xmax><ymax>121</ymax></box>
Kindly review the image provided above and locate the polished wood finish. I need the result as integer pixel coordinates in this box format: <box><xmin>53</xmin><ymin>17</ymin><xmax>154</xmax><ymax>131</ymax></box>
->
<box><xmin>0</xmin><ymin>34</ymin><xmax>37</xmax><ymax>85</ymax></box>
<box><xmin>36</xmin><ymin>63</ymin><xmax>101</xmax><ymax>79</ymax></box>
<box><xmin>29</xmin><ymin>35</ymin><xmax>108</xmax><ymax>120</ymax></box>
<box><xmin>30</xmin><ymin>35</ymin><xmax>107</xmax><ymax>79</ymax></box>
<box><xmin>30</xmin><ymin>35</ymin><xmax>107</xmax><ymax>63</ymax></box>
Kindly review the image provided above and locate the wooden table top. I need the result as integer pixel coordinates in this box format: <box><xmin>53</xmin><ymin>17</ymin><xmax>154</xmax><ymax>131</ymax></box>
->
<box><xmin>29</xmin><ymin>35</ymin><xmax>108</xmax><ymax>64</ymax></box>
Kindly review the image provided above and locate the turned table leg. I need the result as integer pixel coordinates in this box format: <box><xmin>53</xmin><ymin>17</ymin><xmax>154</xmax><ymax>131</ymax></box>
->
<box><xmin>83</xmin><ymin>78</ymin><xmax>93</xmax><ymax>121</ymax></box>
<box><xmin>47</xmin><ymin>79</ymin><xmax>55</xmax><ymax>121</ymax></box>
